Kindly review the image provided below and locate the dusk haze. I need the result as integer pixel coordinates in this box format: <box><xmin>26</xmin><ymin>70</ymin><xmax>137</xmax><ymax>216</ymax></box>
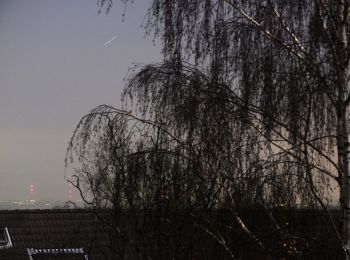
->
<box><xmin>0</xmin><ymin>0</ymin><xmax>159</xmax><ymax>201</ymax></box>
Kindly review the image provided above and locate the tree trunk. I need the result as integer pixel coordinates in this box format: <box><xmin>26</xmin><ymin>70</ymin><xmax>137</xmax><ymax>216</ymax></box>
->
<box><xmin>339</xmin><ymin>114</ymin><xmax>350</xmax><ymax>259</ymax></box>
<box><xmin>337</xmin><ymin>75</ymin><xmax>350</xmax><ymax>260</ymax></box>
<box><xmin>336</xmin><ymin>1</ymin><xmax>350</xmax><ymax>258</ymax></box>
<box><xmin>337</xmin><ymin>67</ymin><xmax>350</xmax><ymax>259</ymax></box>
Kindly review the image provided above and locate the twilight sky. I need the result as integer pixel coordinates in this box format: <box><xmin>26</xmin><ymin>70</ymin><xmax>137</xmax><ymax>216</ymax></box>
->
<box><xmin>0</xmin><ymin>0</ymin><xmax>160</xmax><ymax>201</ymax></box>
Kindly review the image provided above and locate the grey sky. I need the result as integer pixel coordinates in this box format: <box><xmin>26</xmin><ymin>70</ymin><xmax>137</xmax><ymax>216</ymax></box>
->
<box><xmin>0</xmin><ymin>0</ymin><xmax>160</xmax><ymax>201</ymax></box>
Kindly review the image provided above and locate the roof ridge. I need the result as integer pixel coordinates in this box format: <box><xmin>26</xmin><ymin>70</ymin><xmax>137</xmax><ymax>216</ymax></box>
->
<box><xmin>0</xmin><ymin>209</ymin><xmax>112</xmax><ymax>214</ymax></box>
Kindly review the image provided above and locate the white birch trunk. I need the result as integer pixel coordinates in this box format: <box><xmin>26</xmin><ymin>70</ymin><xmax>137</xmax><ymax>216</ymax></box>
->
<box><xmin>335</xmin><ymin>1</ymin><xmax>350</xmax><ymax>257</ymax></box>
<box><xmin>339</xmin><ymin>120</ymin><xmax>350</xmax><ymax>259</ymax></box>
<box><xmin>343</xmin><ymin>139</ymin><xmax>350</xmax><ymax>260</ymax></box>
<box><xmin>337</xmin><ymin>71</ymin><xmax>350</xmax><ymax>260</ymax></box>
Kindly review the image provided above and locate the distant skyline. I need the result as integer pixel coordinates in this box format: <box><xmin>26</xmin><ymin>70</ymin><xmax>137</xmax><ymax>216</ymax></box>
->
<box><xmin>0</xmin><ymin>0</ymin><xmax>160</xmax><ymax>200</ymax></box>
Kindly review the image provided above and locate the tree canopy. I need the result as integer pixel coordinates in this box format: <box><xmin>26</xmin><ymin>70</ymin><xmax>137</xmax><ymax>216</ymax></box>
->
<box><xmin>67</xmin><ymin>0</ymin><xmax>350</xmax><ymax>258</ymax></box>
<box><xmin>119</xmin><ymin>0</ymin><xmax>340</xmax><ymax>209</ymax></box>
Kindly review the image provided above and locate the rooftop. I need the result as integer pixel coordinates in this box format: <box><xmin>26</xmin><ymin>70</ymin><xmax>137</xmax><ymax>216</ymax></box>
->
<box><xmin>0</xmin><ymin>209</ymin><xmax>114</xmax><ymax>259</ymax></box>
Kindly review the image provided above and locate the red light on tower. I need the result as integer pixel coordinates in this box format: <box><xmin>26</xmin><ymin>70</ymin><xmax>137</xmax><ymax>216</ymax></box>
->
<box><xmin>29</xmin><ymin>184</ymin><xmax>35</xmax><ymax>200</ymax></box>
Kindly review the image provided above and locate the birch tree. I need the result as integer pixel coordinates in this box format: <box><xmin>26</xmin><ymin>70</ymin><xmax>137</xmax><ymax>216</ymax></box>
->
<box><xmin>68</xmin><ymin>0</ymin><xmax>350</xmax><ymax>258</ymax></box>
<box><xmin>120</xmin><ymin>0</ymin><xmax>350</xmax><ymax>257</ymax></box>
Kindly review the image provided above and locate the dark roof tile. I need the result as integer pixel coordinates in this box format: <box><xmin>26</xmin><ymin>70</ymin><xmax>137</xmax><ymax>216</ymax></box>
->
<box><xmin>0</xmin><ymin>209</ymin><xmax>113</xmax><ymax>259</ymax></box>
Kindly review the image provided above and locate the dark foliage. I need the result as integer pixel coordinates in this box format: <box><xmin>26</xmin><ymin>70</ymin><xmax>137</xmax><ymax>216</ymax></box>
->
<box><xmin>66</xmin><ymin>0</ymin><xmax>350</xmax><ymax>258</ymax></box>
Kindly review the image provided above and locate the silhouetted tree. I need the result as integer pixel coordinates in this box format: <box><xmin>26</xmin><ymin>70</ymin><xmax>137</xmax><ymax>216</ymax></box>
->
<box><xmin>67</xmin><ymin>0</ymin><xmax>350</xmax><ymax>259</ymax></box>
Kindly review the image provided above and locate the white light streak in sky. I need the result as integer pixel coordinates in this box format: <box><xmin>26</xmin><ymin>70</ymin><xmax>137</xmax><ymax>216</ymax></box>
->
<box><xmin>104</xmin><ymin>36</ymin><xmax>116</xmax><ymax>46</ymax></box>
